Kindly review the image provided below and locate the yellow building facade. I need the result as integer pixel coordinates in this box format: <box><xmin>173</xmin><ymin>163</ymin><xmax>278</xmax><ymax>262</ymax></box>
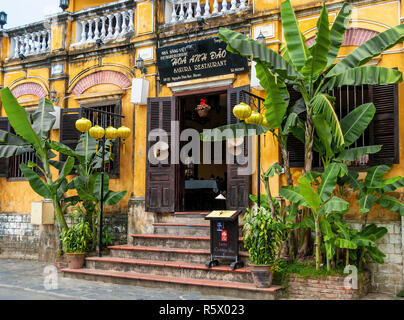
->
<box><xmin>0</xmin><ymin>0</ymin><xmax>403</xmax><ymax>291</ymax></box>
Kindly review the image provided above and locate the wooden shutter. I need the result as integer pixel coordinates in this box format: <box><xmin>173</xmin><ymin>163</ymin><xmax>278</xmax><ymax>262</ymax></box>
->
<box><xmin>369</xmin><ymin>84</ymin><xmax>399</xmax><ymax>165</ymax></box>
<box><xmin>60</xmin><ymin>108</ymin><xmax>81</xmax><ymax>161</ymax></box>
<box><xmin>0</xmin><ymin>117</ymin><xmax>10</xmax><ymax>177</ymax></box>
<box><xmin>227</xmin><ymin>86</ymin><xmax>250</xmax><ymax>210</ymax></box>
<box><xmin>145</xmin><ymin>97</ymin><xmax>176</xmax><ymax>212</ymax></box>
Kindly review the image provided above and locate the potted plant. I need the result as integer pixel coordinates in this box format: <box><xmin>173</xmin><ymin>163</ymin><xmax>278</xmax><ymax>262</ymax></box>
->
<box><xmin>195</xmin><ymin>98</ymin><xmax>211</xmax><ymax>117</ymax></box>
<box><xmin>60</xmin><ymin>219</ymin><xmax>92</xmax><ymax>269</ymax></box>
<box><xmin>242</xmin><ymin>207</ymin><xmax>282</xmax><ymax>288</ymax></box>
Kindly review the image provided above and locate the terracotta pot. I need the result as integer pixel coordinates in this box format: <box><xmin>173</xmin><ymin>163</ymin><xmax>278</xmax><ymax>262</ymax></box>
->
<box><xmin>65</xmin><ymin>253</ymin><xmax>86</xmax><ymax>269</ymax></box>
<box><xmin>249</xmin><ymin>264</ymin><xmax>273</xmax><ymax>288</ymax></box>
<box><xmin>197</xmin><ymin>109</ymin><xmax>209</xmax><ymax>117</ymax></box>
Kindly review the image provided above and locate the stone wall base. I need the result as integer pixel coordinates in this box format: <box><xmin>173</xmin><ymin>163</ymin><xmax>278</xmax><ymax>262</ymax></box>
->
<box><xmin>287</xmin><ymin>272</ymin><xmax>371</xmax><ymax>300</ymax></box>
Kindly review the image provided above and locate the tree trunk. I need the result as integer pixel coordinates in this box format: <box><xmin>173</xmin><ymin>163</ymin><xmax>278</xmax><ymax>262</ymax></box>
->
<box><xmin>263</xmin><ymin>176</ymin><xmax>276</xmax><ymax>218</ymax></box>
<box><xmin>52</xmin><ymin>197</ymin><xmax>68</xmax><ymax>231</ymax></box>
<box><xmin>280</xmin><ymin>145</ymin><xmax>293</xmax><ymax>186</ymax></box>
<box><xmin>314</xmin><ymin>216</ymin><xmax>321</xmax><ymax>270</ymax></box>
<box><xmin>303</xmin><ymin>116</ymin><xmax>314</xmax><ymax>175</ymax></box>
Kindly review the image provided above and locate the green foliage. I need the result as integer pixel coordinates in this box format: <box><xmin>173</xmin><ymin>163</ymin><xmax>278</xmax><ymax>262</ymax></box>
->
<box><xmin>242</xmin><ymin>207</ymin><xmax>283</xmax><ymax>265</ymax></box>
<box><xmin>60</xmin><ymin>214</ymin><xmax>93</xmax><ymax>254</ymax></box>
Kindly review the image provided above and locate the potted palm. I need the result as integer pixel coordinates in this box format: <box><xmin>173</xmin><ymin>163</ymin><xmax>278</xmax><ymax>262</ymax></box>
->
<box><xmin>60</xmin><ymin>219</ymin><xmax>92</xmax><ymax>269</ymax></box>
<box><xmin>242</xmin><ymin>207</ymin><xmax>282</xmax><ymax>288</ymax></box>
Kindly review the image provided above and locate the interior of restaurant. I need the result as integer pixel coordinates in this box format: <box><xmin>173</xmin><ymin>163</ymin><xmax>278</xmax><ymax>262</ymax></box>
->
<box><xmin>179</xmin><ymin>90</ymin><xmax>228</xmax><ymax>211</ymax></box>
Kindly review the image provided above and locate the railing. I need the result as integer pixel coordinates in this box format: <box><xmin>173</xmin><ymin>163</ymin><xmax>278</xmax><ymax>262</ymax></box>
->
<box><xmin>74</xmin><ymin>8</ymin><xmax>135</xmax><ymax>45</ymax></box>
<box><xmin>166</xmin><ymin>0</ymin><xmax>249</xmax><ymax>24</ymax></box>
<box><xmin>10</xmin><ymin>30</ymin><xmax>51</xmax><ymax>59</ymax></box>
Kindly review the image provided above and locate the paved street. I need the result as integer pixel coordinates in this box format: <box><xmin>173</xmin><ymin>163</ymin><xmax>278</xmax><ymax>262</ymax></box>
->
<box><xmin>0</xmin><ymin>258</ymin><xmax>232</xmax><ymax>300</ymax></box>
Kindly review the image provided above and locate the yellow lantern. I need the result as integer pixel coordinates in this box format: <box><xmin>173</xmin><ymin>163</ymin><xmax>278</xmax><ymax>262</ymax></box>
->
<box><xmin>89</xmin><ymin>125</ymin><xmax>105</xmax><ymax>140</ymax></box>
<box><xmin>233</xmin><ymin>102</ymin><xmax>252</xmax><ymax>120</ymax></box>
<box><xmin>117</xmin><ymin>126</ymin><xmax>131</xmax><ymax>154</ymax></box>
<box><xmin>261</xmin><ymin>116</ymin><xmax>270</xmax><ymax>127</ymax></box>
<box><xmin>105</xmin><ymin>126</ymin><xmax>118</xmax><ymax>140</ymax></box>
<box><xmin>75</xmin><ymin>117</ymin><xmax>92</xmax><ymax>133</ymax></box>
<box><xmin>245</xmin><ymin>111</ymin><xmax>263</xmax><ymax>125</ymax></box>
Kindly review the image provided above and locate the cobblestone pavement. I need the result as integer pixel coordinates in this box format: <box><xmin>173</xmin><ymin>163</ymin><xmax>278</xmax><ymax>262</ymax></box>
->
<box><xmin>0</xmin><ymin>258</ymin><xmax>235</xmax><ymax>300</ymax></box>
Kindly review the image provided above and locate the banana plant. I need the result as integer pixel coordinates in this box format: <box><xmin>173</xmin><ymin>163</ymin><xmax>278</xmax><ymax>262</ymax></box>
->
<box><xmin>218</xmin><ymin>1</ymin><xmax>404</xmax><ymax>174</ymax></box>
<box><xmin>344</xmin><ymin>165</ymin><xmax>404</xmax><ymax>229</ymax></box>
<box><xmin>279</xmin><ymin>162</ymin><xmax>349</xmax><ymax>269</ymax></box>
<box><xmin>0</xmin><ymin>88</ymin><xmax>74</xmax><ymax>231</ymax></box>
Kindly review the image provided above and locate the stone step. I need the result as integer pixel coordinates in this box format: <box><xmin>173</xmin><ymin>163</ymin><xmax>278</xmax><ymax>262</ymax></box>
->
<box><xmin>152</xmin><ymin>222</ymin><xmax>245</xmax><ymax>237</ymax></box>
<box><xmin>130</xmin><ymin>234</ymin><xmax>244</xmax><ymax>250</ymax></box>
<box><xmin>62</xmin><ymin>268</ymin><xmax>284</xmax><ymax>300</ymax></box>
<box><xmin>85</xmin><ymin>256</ymin><xmax>253</xmax><ymax>283</ymax></box>
<box><xmin>157</xmin><ymin>212</ymin><xmax>244</xmax><ymax>225</ymax></box>
<box><xmin>109</xmin><ymin>245</ymin><xmax>249</xmax><ymax>264</ymax></box>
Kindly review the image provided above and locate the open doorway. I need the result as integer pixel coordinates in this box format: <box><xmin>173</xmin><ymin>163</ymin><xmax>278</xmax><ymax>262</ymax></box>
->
<box><xmin>178</xmin><ymin>90</ymin><xmax>228</xmax><ymax>211</ymax></box>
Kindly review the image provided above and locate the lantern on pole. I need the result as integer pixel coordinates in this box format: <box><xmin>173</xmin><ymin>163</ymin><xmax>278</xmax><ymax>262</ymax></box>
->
<box><xmin>75</xmin><ymin>117</ymin><xmax>92</xmax><ymax>146</ymax></box>
<box><xmin>105</xmin><ymin>126</ymin><xmax>118</xmax><ymax>153</ymax></box>
<box><xmin>117</xmin><ymin>125</ymin><xmax>131</xmax><ymax>154</ymax></box>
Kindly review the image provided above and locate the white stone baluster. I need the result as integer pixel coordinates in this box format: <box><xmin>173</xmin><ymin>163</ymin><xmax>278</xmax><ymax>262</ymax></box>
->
<box><xmin>41</xmin><ymin>31</ymin><xmax>47</xmax><ymax>52</ymax></box>
<box><xmin>171</xmin><ymin>2</ymin><xmax>178</xmax><ymax>23</ymax></box>
<box><xmin>239</xmin><ymin>0</ymin><xmax>247</xmax><ymax>9</ymax></box>
<box><xmin>203</xmin><ymin>0</ymin><xmax>211</xmax><ymax>18</ymax></box>
<box><xmin>100</xmin><ymin>16</ymin><xmax>107</xmax><ymax>39</ymax></box>
<box><xmin>113</xmin><ymin>13</ymin><xmax>121</xmax><ymax>38</ymax></box>
<box><xmin>88</xmin><ymin>19</ymin><xmax>94</xmax><ymax>42</ymax></box>
<box><xmin>230</xmin><ymin>0</ymin><xmax>237</xmax><ymax>11</ymax></box>
<box><xmin>80</xmin><ymin>20</ymin><xmax>87</xmax><ymax>44</ymax></box>
<box><xmin>179</xmin><ymin>0</ymin><xmax>185</xmax><ymax>21</ymax></box>
<box><xmin>221</xmin><ymin>0</ymin><xmax>228</xmax><ymax>13</ymax></box>
<box><xmin>212</xmin><ymin>0</ymin><xmax>219</xmax><ymax>14</ymax></box>
<box><xmin>23</xmin><ymin>34</ymin><xmax>30</xmax><ymax>56</ymax></box>
<box><xmin>13</xmin><ymin>37</ymin><xmax>20</xmax><ymax>58</ymax></box>
<box><xmin>106</xmin><ymin>14</ymin><xmax>114</xmax><ymax>39</ymax></box>
<box><xmin>35</xmin><ymin>32</ymin><xmax>41</xmax><ymax>54</ymax></box>
<box><xmin>186</xmin><ymin>1</ymin><xmax>193</xmax><ymax>21</ymax></box>
<box><xmin>195</xmin><ymin>0</ymin><xmax>202</xmax><ymax>18</ymax></box>
<box><xmin>29</xmin><ymin>34</ymin><xmax>35</xmax><ymax>55</ymax></box>
<box><xmin>47</xmin><ymin>30</ymin><xmax>51</xmax><ymax>50</ymax></box>
<box><xmin>94</xmin><ymin>17</ymin><xmax>100</xmax><ymax>40</ymax></box>
<box><xmin>120</xmin><ymin>11</ymin><xmax>128</xmax><ymax>36</ymax></box>
<box><xmin>128</xmin><ymin>9</ymin><xmax>135</xmax><ymax>32</ymax></box>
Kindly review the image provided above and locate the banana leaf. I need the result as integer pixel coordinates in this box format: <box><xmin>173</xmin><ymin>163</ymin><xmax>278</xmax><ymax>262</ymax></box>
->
<box><xmin>318</xmin><ymin>163</ymin><xmax>341</xmax><ymax>201</ymax></box>
<box><xmin>19</xmin><ymin>163</ymin><xmax>52</xmax><ymax>198</ymax></box>
<box><xmin>31</xmin><ymin>98</ymin><xmax>56</xmax><ymax>140</ymax></box>
<box><xmin>359</xmin><ymin>194</ymin><xmax>374</xmax><ymax>213</ymax></box>
<box><xmin>325</xmin><ymin>66</ymin><xmax>402</xmax><ymax>90</ymax></box>
<box><xmin>0</xmin><ymin>88</ymin><xmax>44</xmax><ymax>157</ymax></box>
<box><xmin>336</xmin><ymin>145</ymin><xmax>381</xmax><ymax>162</ymax></box>
<box><xmin>280</xmin><ymin>0</ymin><xmax>308</xmax><ymax>71</ymax></box>
<box><xmin>0</xmin><ymin>144</ymin><xmax>32</xmax><ymax>158</ymax></box>
<box><xmin>364</xmin><ymin>165</ymin><xmax>390</xmax><ymax>187</ymax></box>
<box><xmin>322</xmin><ymin>196</ymin><xmax>349</xmax><ymax>214</ymax></box>
<box><xmin>339</xmin><ymin>103</ymin><xmax>376</xmax><ymax>148</ymax></box>
<box><xmin>367</xmin><ymin>246</ymin><xmax>385</xmax><ymax>264</ymax></box>
<box><xmin>104</xmin><ymin>190</ymin><xmax>128</xmax><ymax>206</ymax></box>
<box><xmin>218</xmin><ymin>27</ymin><xmax>299</xmax><ymax>80</ymax></box>
<box><xmin>376</xmin><ymin>195</ymin><xmax>404</xmax><ymax>215</ymax></box>
<box><xmin>335</xmin><ymin>238</ymin><xmax>357</xmax><ymax>249</ymax></box>
<box><xmin>312</xmin><ymin>114</ymin><xmax>333</xmax><ymax>161</ymax></box>
<box><xmin>326</xmin><ymin>2</ymin><xmax>352</xmax><ymax>67</ymax></box>
<box><xmin>279</xmin><ymin>186</ymin><xmax>307</xmax><ymax>206</ymax></box>
<box><xmin>301</xmin><ymin>4</ymin><xmax>330</xmax><ymax>79</ymax></box>
<box><xmin>298</xmin><ymin>176</ymin><xmax>321</xmax><ymax>212</ymax></box>
<box><xmin>326</xmin><ymin>24</ymin><xmax>404</xmax><ymax>77</ymax></box>
<box><xmin>311</xmin><ymin>93</ymin><xmax>344</xmax><ymax>149</ymax></box>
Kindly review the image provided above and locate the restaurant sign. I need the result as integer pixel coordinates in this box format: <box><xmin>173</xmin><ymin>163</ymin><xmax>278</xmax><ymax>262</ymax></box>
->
<box><xmin>156</xmin><ymin>37</ymin><xmax>248</xmax><ymax>84</ymax></box>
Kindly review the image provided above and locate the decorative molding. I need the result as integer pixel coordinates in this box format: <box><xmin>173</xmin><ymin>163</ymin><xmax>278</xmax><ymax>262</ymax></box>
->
<box><xmin>71</xmin><ymin>70</ymin><xmax>132</xmax><ymax>94</ymax></box>
<box><xmin>11</xmin><ymin>82</ymin><xmax>47</xmax><ymax>99</ymax></box>
<box><xmin>73</xmin><ymin>89</ymin><xmax>125</xmax><ymax>104</ymax></box>
<box><xmin>167</xmin><ymin>74</ymin><xmax>235</xmax><ymax>93</ymax></box>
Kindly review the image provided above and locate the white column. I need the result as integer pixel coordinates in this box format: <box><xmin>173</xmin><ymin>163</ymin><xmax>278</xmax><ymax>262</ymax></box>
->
<box><xmin>203</xmin><ymin>0</ymin><xmax>211</xmax><ymax>18</ymax></box>
<box><xmin>29</xmin><ymin>34</ymin><xmax>36</xmax><ymax>55</ymax></box>
<box><xmin>35</xmin><ymin>32</ymin><xmax>41</xmax><ymax>54</ymax></box>
<box><xmin>128</xmin><ymin>9</ymin><xmax>135</xmax><ymax>32</ymax></box>
<box><xmin>13</xmin><ymin>37</ymin><xmax>19</xmax><ymax>58</ymax></box>
<box><xmin>94</xmin><ymin>17</ymin><xmax>100</xmax><ymax>40</ymax></box>
<box><xmin>186</xmin><ymin>1</ymin><xmax>193</xmax><ymax>21</ymax></box>
<box><xmin>212</xmin><ymin>0</ymin><xmax>219</xmax><ymax>14</ymax></box>
<box><xmin>179</xmin><ymin>0</ymin><xmax>185</xmax><ymax>21</ymax></box>
<box><xmin>106</xmin><ymin>14</ymin><xmax>114</xmax><ymax>39</ymax></box>
<box><xmin>88</xmin><ymin>19</ymin><xmax>94</xmax><ymax>42</ymax></box>
<box><xmin>230</xmin><ymin>0</ymin><xmax>237</xmax><ymax>11</ymax></box>
<box><xmin>195</xmin><ymin>0</ymin><xmax>202</xmax><ymax>18</ymax></box>
<box><xmin>113</xmin><ymin>13</ymin><xmax>121</xmax><ymax>38</ymax></box>
<box><xmin>239</xmin><ymin>0</ymin><xmax>247</xmax><ymax>9</ymax></box>
<box><xmin>80</xmin><ymin>20</ymin><xmax>87</xmax><ymax>44</ymax></box>
<box><xmin>100</xmin><ymin>16</ymin><xmax>107</xmax><ymax>39</ymax></box>
<box><xmin>23</xmin><ymin>34</ymin><xmax>30</xmax><ymax>56</ymax></box>
<box><xmin>221</xmin><ymin>0</ymin><xmax>228</xmax><ymax>13</ymax></box>
<box><xmin>171</xmin><ymin>1</ymin><xmax>178</xmax><ymax>23</ymax></box>
<box><xmin>120</xmin><ymin>11</ymin><xmax>128</xmax><ymax>36</ymax></box>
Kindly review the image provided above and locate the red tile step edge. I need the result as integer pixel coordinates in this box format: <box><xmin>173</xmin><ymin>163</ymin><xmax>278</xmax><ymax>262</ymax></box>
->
<box><xmin>152</xmin><ymin>222</ymin><xmax>244</xmax><ymax>228</ymax></box>
<box><xmin>130</xmin><ymin>234</ymin><xmax>244</xmax><ymax>242</ymax></box>
<box><xmin>107</xmin><ymin>245</ymin><xmax>249</xmax><ymax>257</ymax></box>
<box><xmin>86</xmin><ymin>256</ymin><xmax>250</xmax><ymax>273</ymax></box>
<box><xmin>61</xmin><ymin>268</ymin><xmax>283</xmax><ymax>293</ymax></box>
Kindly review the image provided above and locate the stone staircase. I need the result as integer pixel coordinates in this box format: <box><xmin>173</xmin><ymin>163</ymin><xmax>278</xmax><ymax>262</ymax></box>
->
<box><xmin>62</xmin><ymin>212</ymin><xmax>284</xmax><ymax>299</ymax></box>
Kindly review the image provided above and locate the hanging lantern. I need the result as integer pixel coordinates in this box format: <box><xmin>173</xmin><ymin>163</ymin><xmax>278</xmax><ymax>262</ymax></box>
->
<box><xmin>117</xmin><ymin>125</ymin><xmax>131</xmax><ymax>154</ymax></box>
<box><xmin>245</xmin><ymin>111</ymin><xmax>263</xmax><ymax>125</ymax></box>
<box><xmin>233</xmin><ymin>102</ymin><xmax>252</xmax><ymax>120</ymax></box>
<box><xmin>89</xmin><ymin>125</ymin><xmax>105</xmax><ymax>139</ymax></box>
<box><xmin>75</xmin><ymin>118</ymin><xmax>92</xmax><ymax>146</ymax></box>
<box><xmin>105</xmin><ymin>126</ymin><xmax>118</xmax><ymax>140</ymax></box>
<box><xmin>75</xmin><ymin>117</ymin><xmax>92</xmax><ymax>133</ymax></box>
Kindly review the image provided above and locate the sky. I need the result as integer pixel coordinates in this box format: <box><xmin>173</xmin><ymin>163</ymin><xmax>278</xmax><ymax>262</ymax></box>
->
<box><xmin>1</xmin><ymin>0</ymin><xmax>61</xmax><ymax>29</ymax></box>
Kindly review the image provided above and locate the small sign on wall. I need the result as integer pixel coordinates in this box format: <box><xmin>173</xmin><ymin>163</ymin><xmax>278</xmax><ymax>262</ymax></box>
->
<box><xmin>131</xmin><ymin>78</ymin><xmax>149</xmax><ymax>105</ymax></box>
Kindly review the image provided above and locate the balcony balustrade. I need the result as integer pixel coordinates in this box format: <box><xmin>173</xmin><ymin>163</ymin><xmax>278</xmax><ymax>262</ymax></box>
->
<box><xmin>10</xmin><ymin>29</ymin><xmax>50</xmax><ymax>59</ymax></box>
<box><xmin>166</xmin><ymin>0</ymin><xmax>249</xmax><ymax>24</ymax></box>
